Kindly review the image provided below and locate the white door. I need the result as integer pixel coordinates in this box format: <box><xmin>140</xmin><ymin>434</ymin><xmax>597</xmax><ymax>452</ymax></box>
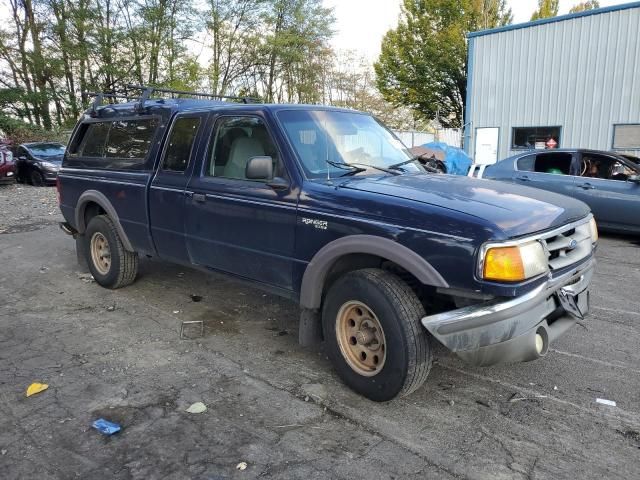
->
<box><xmin>474</xmin><ymin>127</ymin><xmax>499</xmax><ymax>165</ymax></box>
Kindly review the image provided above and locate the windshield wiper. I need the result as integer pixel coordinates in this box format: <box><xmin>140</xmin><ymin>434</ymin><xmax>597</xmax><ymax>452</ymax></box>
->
<box><xmin>326</xmin><ymin>160</ymin><xmax>366</xmax><ymax>177</ymax></box>
<box><xmin>343</xmin><ymin>162</ymin><xmax>400</xmax><ymax>176</ymax></box>
<box><xmin>388</xmin><ymin>157</ymin><xmax>420</xmax><ymax>171</ymax></box>
<box><xmin>326</xmin><ymin>160</ymin><xmax>400</xmax><ymax>177</ymax></box>
<box><xmin>390</xmin><ymin>156</ymin><xmax>441</xmax><ymax>174</ymax></box>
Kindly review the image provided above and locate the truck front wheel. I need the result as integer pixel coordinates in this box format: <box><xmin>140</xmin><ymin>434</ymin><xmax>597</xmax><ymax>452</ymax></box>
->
<box><xmin>84</xmin><ymin>214</ymin><xmax>138</xmax><ymax>289</ymax></box>
<box><xmin>322</xmin><ymin>268</ymin><xmax>432</xmax><ymax>401</ymax></box>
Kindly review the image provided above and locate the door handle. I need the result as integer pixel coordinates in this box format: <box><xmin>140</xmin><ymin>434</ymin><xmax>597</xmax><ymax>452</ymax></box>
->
<box><xmin>516</xmin><ymin>175</ymin><xmax>530</xmax><ymax>182</ymax></box>
<box><xmin>578</xmin><ymin>183</ymin><xmax>595</xmax><ymax>190</ymax></box>
<box><xmin>193</xmin><ymin>193</ymin><xmax>206</xmax><ymax>203</ymax></box>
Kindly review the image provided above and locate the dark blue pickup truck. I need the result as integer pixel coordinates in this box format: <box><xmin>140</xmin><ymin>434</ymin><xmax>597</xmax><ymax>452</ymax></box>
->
<box><xmin>58</xmin><ymin>87</ymin><xmax>598</xmax><ymax>401</ymax></box>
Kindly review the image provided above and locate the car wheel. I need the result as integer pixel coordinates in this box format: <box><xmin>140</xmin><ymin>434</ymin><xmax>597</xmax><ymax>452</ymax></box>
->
<box><xmin>322</xmin><ymin>268</ymin><xmax>432</xmax><ymax>401</ymax></box>
<box><xmin>15</xmin><ymin>169</ymin><xmax>25</xmax><ymax>184</ymax></box>
<box><xmin>83</xmin><ymin>214</ymin><xmax>138</xmax><ymax>289</ymax></box>
<box><xmin>30</xmin><ymin>169</ymin><xmax>45</xmax><ymax>187</ymax></box>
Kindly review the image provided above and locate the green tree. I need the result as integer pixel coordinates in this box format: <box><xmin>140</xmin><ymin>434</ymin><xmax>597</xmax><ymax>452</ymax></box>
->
<box><xmin>0</xmin><ymin>0</ymin><xmax>338</xmax><ymax>137</ymax></box>
<box><xmin>569</xmin><ymin>1</ymin><xmax>600</xmax><ymax>13</ymax></box>
<box><xmin>374</xmin><ymin>0</ymin><xmax>512</xmax><ymax>129</ymax></box>
<box><xmin>531</xmin><ymin>0</ymin><xmax>560</xmax><ymax>20</ymax></box>
<box><xmin>262</xmin><ymin>0</ymin><xmax>334</xmax><ymax>103</ymax></box>
<box><xmin>206</xmin><ymin>0</ymin><xmax>265</xmax><ymax>96</ymax></box>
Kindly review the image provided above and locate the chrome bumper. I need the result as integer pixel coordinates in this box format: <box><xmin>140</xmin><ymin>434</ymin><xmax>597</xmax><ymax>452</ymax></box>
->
<box><xmin>421</xmin><ymin>257</ymin><xmax>595</xmax><ymax>366</ymax></box>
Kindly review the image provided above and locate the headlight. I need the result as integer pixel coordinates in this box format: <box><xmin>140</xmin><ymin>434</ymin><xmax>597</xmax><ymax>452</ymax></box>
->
<box><xmin>39</xmin><ymin>161</ymin><xmax>58</xmax><ymax>170</ymax></box>
<box><xmin>589</xmin><ymin>217</ymin><xmax>598</xmax><ymax>243</ymax></box>
<box><xmin>482</xmin><ymin>241</ymin><xmax>548</xmax><ymax>282</ymax></box>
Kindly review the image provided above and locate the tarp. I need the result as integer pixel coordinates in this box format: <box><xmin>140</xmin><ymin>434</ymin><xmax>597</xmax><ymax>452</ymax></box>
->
<box><xmin>420</xmin><ymin>142</ymin><xmax>473</xmax><ymax>176</ymax></box>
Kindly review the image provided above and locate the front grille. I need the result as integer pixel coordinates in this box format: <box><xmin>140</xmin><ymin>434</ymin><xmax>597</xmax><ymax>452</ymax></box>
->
<box><xmin>539</xmin><ymin>221</ymin><xmax>592</xmax><ymax>270</ymax></box>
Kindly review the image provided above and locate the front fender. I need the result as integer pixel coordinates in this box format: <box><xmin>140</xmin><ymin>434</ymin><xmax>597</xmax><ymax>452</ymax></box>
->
<box><xmin>299</xmin><ymin>234</ymin><xmax>448</xmax><ymax>309</ymax></box>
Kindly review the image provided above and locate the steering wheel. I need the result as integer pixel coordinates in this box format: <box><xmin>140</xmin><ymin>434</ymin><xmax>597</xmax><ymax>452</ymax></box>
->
<box><xmin>581</xmin><ymin>159</ymin><xmax>589</xmax><ymax>176</ymax></box>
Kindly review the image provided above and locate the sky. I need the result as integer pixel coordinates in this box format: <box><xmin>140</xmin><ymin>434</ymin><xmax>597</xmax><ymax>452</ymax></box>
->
<box><xmin>324</xmin><ymin>0</ymin><xmax>632</xmax><ymax>62</ymax></box>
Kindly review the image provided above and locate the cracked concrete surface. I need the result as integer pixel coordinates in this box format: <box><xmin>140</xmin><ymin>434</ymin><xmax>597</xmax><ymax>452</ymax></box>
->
<box><xmin>1</xmin><ymin>184</ymin><xmax>640</xmax><ymax>479</ymax></box>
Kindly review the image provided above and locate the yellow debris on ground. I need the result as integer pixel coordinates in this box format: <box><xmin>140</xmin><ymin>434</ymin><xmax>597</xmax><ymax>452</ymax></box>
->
<box><xmin>26</xmin><ymin>383</ymin><xmax>48</xmax><ymax>397</ymax></box>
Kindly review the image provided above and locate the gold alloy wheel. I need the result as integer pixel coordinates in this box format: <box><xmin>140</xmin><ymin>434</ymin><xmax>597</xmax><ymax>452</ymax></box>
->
<box><xmin>335</xmin><ymin>301</ymin><xmax>387</xmax><ymax>376</ymax></box>
<box><xmin>90</xmin><ymin>232</ymin><xmax>111</xmax><ymax>275</ymax></box>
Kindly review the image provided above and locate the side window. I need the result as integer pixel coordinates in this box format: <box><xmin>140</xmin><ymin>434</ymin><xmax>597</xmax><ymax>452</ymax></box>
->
<box><xmin>534</xmin><ymin>153</ymin><xmax>573</xmax><ymax>175</ymax></box>
<box><xmin>516</xmin><ymin>154</ymin><xmax>535</xmax><ymax>172</ymax></box>
<box><xmin>206</xmin><ymin>116</ymin><xmax>280</xmax><ymax>180</ymax></box>
<box><xmin>162</xmin><ymin>117</ymin><xmax>201</xmax><ymax>172</ymax></box>
<box><xmin>581</xmin><ymin>154</ymin><xmax>635</xmax><ymax>181</ymax></box>
<box><xmin>81</xmin><ymin>122</ymin><xmax>111</xmax><ymax>157</ymax></box>
<box><xmin>105</xmin><ymin>119</ymin><xmax>158</xmax><ymax>159</ymax></box>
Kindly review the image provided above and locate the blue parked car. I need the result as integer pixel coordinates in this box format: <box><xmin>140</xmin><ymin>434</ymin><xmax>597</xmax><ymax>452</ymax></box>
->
<box><xmin>58</xmin><ymin>87</ymin><xmax>597</xmax><ymax>401</ymax></box>
<box><xmin>475</xmin><ymin>149</ymin><xmax>640</xmax><ymax>234</ymax></box>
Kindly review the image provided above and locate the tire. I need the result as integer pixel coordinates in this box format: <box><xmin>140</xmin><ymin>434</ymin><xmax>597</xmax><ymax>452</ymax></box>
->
<box><xmin>30</xmin><ymin>169</ymin><xmax>45</xmax><ymax>186</ymax></box>
<box><xmin>83</xmin><ymin>214</ymin><xmax>138</xmax><ymax>289</ymax></box>
<box><xmin>15</xmin><ymin>168</ymin><xmax>25</xmax><ymax>184</ymax></box>
<box><xmin>322</xmin><ymin>268</ymin><xmax>432</xmax><ymax>401</ymax></box>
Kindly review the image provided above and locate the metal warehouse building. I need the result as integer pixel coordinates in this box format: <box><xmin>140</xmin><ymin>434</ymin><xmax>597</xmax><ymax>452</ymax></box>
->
<box><xmin>464</xmin><ymin>2</ymin><xmax>640</xmax><ymax>164</ymax></box>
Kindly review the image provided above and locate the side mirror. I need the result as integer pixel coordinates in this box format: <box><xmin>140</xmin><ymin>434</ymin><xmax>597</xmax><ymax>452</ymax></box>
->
<box><xmin>245</xmin><ymin>156</ymin><xmax>273</xmax><ymax>180</ymax></box>
<box><xmin>266</xmin><ymin>176</ymin><xmax>289</xmax><ymax>191</ymax></box>
<box><xmin>628</xmin><ymin>175</ymin><xmax>640</xmax><ymax>184</ymax></box>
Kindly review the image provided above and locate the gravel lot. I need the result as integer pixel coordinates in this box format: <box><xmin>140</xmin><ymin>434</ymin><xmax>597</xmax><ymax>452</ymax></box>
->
<box><xmin>1</xmin><ymin>182</ymin><xmax>640</xmax><ymax>479</ymax></box>
<box><xmin>0</xmin><ymin>183</ymin><xmax>59</xmax><ymax>234</ymax></box>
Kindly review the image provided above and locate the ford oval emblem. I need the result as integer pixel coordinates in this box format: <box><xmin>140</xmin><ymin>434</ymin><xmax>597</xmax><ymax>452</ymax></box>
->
<box><xmin>568</xmin><ymin>239</ymin><xmax>578</xmax><ymax>250</ymax></box>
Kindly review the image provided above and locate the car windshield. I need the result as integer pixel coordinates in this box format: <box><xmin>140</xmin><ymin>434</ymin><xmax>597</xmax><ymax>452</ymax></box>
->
<box><xmin>28</xmin><ymin>143</ymin><xmax>65</xmax><ymax>157</ymax></box>
<box><xmin>277</xmin><ymin>109</ymin><xmax>422</xmax><ymax>178</ymax></box>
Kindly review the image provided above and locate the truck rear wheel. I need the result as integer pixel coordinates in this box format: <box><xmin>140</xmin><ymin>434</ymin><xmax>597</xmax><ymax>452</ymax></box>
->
<box><xmin>84</xmin><ymin>215</ymin><xmax>138</xmax><ymax>289</ymax></box>
<box><xmin>322</xmin><ymin>268</ymin><xmax>432</xmax><ymax>401</ymax></box>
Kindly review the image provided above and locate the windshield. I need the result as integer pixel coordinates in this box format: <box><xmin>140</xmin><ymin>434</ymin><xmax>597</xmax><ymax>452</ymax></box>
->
<box><xmin>277</xmin><ymin>110</ymin><xmax>422</xmax><ymax>178</ymax></box>
<box><xmin>28</xmin><ymin>143</ymin><xmax>66</xmax><ymax>157</ymax></box>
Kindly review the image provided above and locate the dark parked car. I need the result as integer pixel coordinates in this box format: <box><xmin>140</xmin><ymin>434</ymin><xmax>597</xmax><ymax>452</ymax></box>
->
<box><xmin>475</xmin><ymin>149</ymin><xmax>640</xmax><ymax>234</ymax></box>
<box><xmin>15</xmin><ymin>142</ymin><xmax>66</xmax><ymax>186</ymax></box>
<box><xmin>0</xmin><ymin>147</ymin><xmax>16</xmax><ymax>184</ymax></box>
<box><xmin>58</xmin><ymin>87</ymin><xmax>597</xmax><ymax>401</ymax></box>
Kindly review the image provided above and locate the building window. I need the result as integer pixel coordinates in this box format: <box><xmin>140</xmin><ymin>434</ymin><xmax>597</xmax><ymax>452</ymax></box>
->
<box><xmin>511</xmin><ymin>126</ymin><xmax>561</xmax><ymax>150</ymax></box>
<box><xmin>612</xmin><ymin>124</ymin><xmax>640</xmax><ymax>150</ymax></box>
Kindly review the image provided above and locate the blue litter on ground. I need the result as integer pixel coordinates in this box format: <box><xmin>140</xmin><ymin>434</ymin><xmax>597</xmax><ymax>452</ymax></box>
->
<box><xmin>92</xmin><ymin>418</ymin><xmax>121</xmax><ymax>435</ymax></box>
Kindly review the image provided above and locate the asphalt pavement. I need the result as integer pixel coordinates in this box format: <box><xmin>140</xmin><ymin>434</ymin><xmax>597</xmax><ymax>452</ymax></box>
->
<box><xmin>1</xmin><ymin>184</ymin><xmax>639</xmax><ymax>479</ymax></box>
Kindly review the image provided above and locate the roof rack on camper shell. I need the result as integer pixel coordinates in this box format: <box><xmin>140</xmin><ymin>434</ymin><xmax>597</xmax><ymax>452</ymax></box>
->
<box><xmin>85</xmin><ymin>85</ymin><xmax>260</xmax><ymax>114</ymax></box>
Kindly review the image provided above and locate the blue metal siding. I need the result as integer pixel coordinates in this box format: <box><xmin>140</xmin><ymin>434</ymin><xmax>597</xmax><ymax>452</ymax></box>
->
<box><xmin>466</xmin><ymin>5</ymin><xmax>640</xmax><ymax>161</ymax></box>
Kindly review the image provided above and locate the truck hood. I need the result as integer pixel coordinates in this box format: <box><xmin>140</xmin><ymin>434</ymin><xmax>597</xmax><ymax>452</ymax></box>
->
<box><xmin>341</xmin><ymin>174</ymin><xmax>590</xmax><ymax>238</ymax></box>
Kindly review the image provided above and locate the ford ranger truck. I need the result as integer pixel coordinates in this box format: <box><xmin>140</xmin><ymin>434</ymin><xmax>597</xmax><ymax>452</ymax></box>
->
<box><xmin>58</xmin><ymin>88</ymin><xmax>597</xmax><ymax>401</ymax></box>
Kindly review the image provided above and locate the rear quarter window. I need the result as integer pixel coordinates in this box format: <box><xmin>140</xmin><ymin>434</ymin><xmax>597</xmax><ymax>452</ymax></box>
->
<box><xmin>516</xmin><ymin>154</ymin><xmax>535</xmax><ymax>171</ymax></box>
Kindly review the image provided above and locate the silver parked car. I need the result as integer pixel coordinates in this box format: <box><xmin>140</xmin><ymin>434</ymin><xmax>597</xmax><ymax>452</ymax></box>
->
<box><xmin>473</xmin><ymin>149</ymin><xmax>640</xmax><ymax>234</ymax></box>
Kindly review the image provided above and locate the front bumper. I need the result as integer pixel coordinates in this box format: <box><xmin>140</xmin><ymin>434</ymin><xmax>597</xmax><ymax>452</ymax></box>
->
<box><xmin>422</xmin><ymin>257</ymin><xmax>595</xmax><ymax>366</ymax></box>
<box><xmin>42</xmin><ymin>169</ymin><xmax>59</xmax><ymax>183</ymax></box>
<box><xmin>0</xmin><ymin>169</ymin><xmax>15</xmax><ymax>183</ymax></box>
